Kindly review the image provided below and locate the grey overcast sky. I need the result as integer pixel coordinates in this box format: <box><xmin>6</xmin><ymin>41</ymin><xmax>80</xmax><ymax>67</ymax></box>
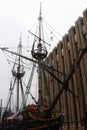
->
<box><xmin>0</xmin><ymin>0</ymin><xmax>87</xmax><ymax>106</ymax></box>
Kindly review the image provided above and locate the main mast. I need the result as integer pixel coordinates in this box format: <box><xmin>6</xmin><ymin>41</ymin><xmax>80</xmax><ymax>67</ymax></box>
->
<box><xmin>31</xmin><ymin>3</ymin><xmax>47</xmax><ymax>60</ymax></box>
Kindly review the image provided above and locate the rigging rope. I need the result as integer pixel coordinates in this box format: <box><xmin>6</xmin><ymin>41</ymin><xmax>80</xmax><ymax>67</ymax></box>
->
<box><xmin>44</xmin><ymin>20</ymin><xmax>63</xmax><ymax>37</ymax></box>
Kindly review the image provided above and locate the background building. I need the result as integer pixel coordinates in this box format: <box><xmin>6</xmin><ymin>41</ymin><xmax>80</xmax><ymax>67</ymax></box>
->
<box><xmin>38</xmin><ymin>9</ymin><xmax>87</xmax><ymax>130</ymax></box>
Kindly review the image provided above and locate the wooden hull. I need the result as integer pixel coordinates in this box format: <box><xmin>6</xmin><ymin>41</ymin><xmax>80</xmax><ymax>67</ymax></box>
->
<box><xmin>0</xmin><ymin>116</ymin><xmax>63</xmax><ymax>130</ymax></box>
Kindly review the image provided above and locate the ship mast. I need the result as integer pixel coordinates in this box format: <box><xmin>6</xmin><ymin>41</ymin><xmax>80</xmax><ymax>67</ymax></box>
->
<box><xmin>12</xmin><ymin>33</ymin><xmax>25</xmax><ymax>111</ymax></box>
<box><xmin>38</xmin><ymin>3</ymin><xmax>42</xmax><ymax>49</ymax></box>
<box><xmin>31</xmin><ymin>3</ymin><xmax>47</xmax><ymax>60</ymax></box>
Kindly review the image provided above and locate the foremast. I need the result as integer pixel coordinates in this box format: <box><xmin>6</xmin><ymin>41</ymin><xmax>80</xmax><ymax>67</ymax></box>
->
<box><xmin>12</xmin><ymin>33</ymin><xmax>25</xmax><ymax>111</ymax></box>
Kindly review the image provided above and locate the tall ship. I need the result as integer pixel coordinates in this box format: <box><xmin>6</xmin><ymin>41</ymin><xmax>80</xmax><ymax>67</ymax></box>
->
<box><xmin>0</xmin><ymin>4</ymin><xmax>87</xmax><ymax>130</ymax></box>
<box><xmin>0</xmin><ymin>4</ymin><xmax>64</xmax><ymax>130</ymax></box>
